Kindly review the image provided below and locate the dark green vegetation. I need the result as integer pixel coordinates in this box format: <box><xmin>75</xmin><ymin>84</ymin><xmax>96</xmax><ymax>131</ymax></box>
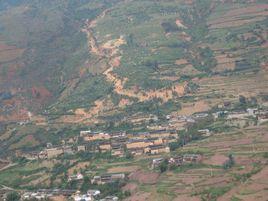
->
<box><xmin>6</xmin><ymin>191</ymin><xmax>21</xmax><ymax>201</ymax></box>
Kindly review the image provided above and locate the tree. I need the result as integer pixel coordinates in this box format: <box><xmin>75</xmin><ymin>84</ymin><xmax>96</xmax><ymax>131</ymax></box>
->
<box><xmin>125</xmin><ymin>151</ymin><xmax>134</xmax><ymax>160</ymax></box>
<box><xmin>239</xmin><ymin>95</ymin><xmax>247</xmax><ymax>105</ymax></box>
<box><xmin>223</xmin><ymin>154</ymin><xmax>235</xmax><ymax>170</ymax></box>
<box><xmin>169</xmin><ymin>141</ymin><xmax>181</xmax><ymax>151</ymax></box>
<box><xmin>80</xmin><ymin>176</ymin><xmax>91</xmax><ymax>193</ymax></box>
<box><xmin>159</xmin><ymin>159</ymin><xmax>168</xmax><ymax>173</ymax></box>
<box><xmin>6</xmin><ymin>192</ymin><xmax>20</xmax><ymax>201</ymax></box>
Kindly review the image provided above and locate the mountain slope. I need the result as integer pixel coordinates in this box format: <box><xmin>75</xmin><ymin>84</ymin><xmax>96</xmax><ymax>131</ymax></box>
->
<box><xmin>0</xmin><ymin>0</ymin><xmax>267</xmax><ymax>124</ymax></box>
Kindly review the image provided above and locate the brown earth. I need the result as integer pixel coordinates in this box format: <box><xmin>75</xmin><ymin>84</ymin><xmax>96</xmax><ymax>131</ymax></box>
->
<box><xmin>213</xmin><ymin>54</ymin><xmax>237</xmax><ymax>72</ymax></box>
<box><xmin>124</xmin><ymin>192</ymin><xmax>152</xmax><ymax>201</ymax></box>
<box><xmin>68</xmin><ymin>162</ymin><xmax>90</xmax><ymax>175</ymax></box>
<box><xmin>10</xmin><ymin>134</ymin><xmax>39</xmax><ymax>150</ymax></box>
<box><xmin>176</xmin><ymin>100</ymin><xmax>210</xmax><ymax>116</ymax></box>
<box><xmin>251</xmin><ymin>166</ymin><xmax>268</xmax><ymax>183</ymax></box>
<box><xmin>180</xmin><ymin>175</ymin><xmax>203</xmax><ymax>185</ymax></box>
<box><xmin>209</xmin><ymin>17</ymin><xmax>266</xmax><ymax>29</ymax></box>
<box><xmin>175</xmin><ymin>18</ymin><xmax>187</xmax><ymax>29</ymax></box>
<box><xmin>0</xmin><ymin>161</ymin><xmax>9</xmax><ymax>170</ymax></box>
<box><xmin>217</xmin><ymin>169</ymin><xmax>268</xmax><ymax>201</ymax></box>
<box><xmin>203</xmin><ymin>154</ymin><xmax>228</xmax><ymax>166</ymax></box>
<box><xmin>196</xmin><ymin>176</ymin><xmax>230</xmax><ymax>187</ymax></box>
<box><xmin>204</xmin><ymin>138</ymin><xmax>253</xmax><ymax>149</ymax></box>
<box><xmin>194</xmin><ymin>72</ymin><xmax>268</xmax><ymax>102</ymax></box>
<box><xmin>175</xmin><ymin>59</ymin><xmax>188</xmax><ymax>66</ymax></box>
<box><xmin>107</xmin><ymin>166</ymin><xmax>139</xmax><ymax>173</ymax></box>
<box><xmin>180</xmin><ymin>64</ymin><xmax>200</xmax><ymax>76</ymax></box>
<box><xmin>122</xmin><ymin>183</ymin><xmax>138</xmax><ymax>193</ymax></box>
<box><xmin>51</xmin><ymin>195</ymin><xmax>67</xmax><ymax>201</ymax></box>
<box><xmin>208</xmin><ymin>4</ymin><xmax>268</xmax><ymax>29</ymax></box>
<box><xmin>173</xmin><ymin>195</ymin><xmax>201</xmax><ymax>201</ymax></box>
<box><xmin>0</xmin><ymin>41</ymin><xmax>24</xmax><ymax>63</ymax></box>
<box><xmin>129</xmin><ymin>170</ymin><xmax>160</xmax><ymax>184</ymax></box>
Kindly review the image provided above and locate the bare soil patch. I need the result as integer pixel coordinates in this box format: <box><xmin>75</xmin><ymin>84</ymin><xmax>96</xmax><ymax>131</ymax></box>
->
<box><xmin>180</xmin><ymin>64</ymin><xmax>200</xmax><ymax>76</ymax></box>
<box><xmin>129</xmin><ymin>170</ymin><xmax>160</xmax><ymax>184</ymax></box>
<box><xmin>251</xmin><ymin>166</ymin><xmax>268</xmax><ymax>184</ymax></box>
<box><xmin>197</xmin><ymin>176</ymin><xmax>230</xmax><ymax>187</ymax></box>
<box><xmin>173</xmin><ymin>195</ymin><xmax>201</xmax><ymax>201</ymax></box>
<box><xmin>213</xmin><ymin>54</ymin><xmax>237</xmax><ymax>72</ymax></box>
<box><xmin>107</xmin><ymin>165</ymin><xmax>139</xmax><ymax>173</ymax></box>
<box><xmin>0</xmin><ymin>161</ymin><xmax>9</xmax><ymax>170</ymax></box>
<box><xmin>209</xmin><ymin>17</ymin><xmax>266</xmax><ymax>29</ymax></box>
<box><xmin>238</xmin><ymin>187</ymin><xmax>268</xmax><ymax>201</ymax></box>
<box><xmin>204</xmin><ymin>138</ymin><xmax>253</xmax><ymax>149</ymax></box>
<box><xmin>51</xmin><ymin>195</ymin><xmax>67</xmax><ymax>201</ymax></box>
<box><xmin>177</xmin><ymin>100</ymin><xmax>210</xmax><ymax>116</ymax></box>
<box><xmin>181</xmin><ymin>175</ymin><xmax>203</xmax><ymax>185</ymax></box>
<box><xmin>0</xmin><ymin>42</ymin><xmax>24</xmax><ymax>62</ymax></box>
<box><xmin>175</xmin><ymin>59</ymin><xmax>188</xmax><ymax>66</ymax></box>
<box><xmin>68</xmin><ymin>162</ymin><xmax>90</xmax><ymax>175</ymax></box>
<box><xmin>175</xmin><ymin>18</ymin><xmax>187</xmax><ymax>29</ymax></box>
<box><xmin>124</xmin><ymin>192</ymin><xmax>151</xmax><ymax>201</ymax></box>
<box><xmin>208</xmin><ymin>4</ymin><xmax>268</xmax><ymax>29</ymax></box>
<box><xmin>122</xmin><ymin>183</ymin><xmax>138</xmax><ymax>193</ymax></box>
<box><xmin>203</xmin><ymin>154</ymin><xmax>228</xmax><ymax>166</ymax></box>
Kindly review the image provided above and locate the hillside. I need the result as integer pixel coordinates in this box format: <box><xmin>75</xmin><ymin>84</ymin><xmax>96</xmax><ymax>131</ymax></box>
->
<box><xmin>0</xmin><ymin>0</ymin><xmax>266</xmax><ymax>124</ymax></box>
<box><xmin>0</xmin><ymin>0</ymin><xmax>267</xmax><ymax>159</ymax></box>
<box><xmin>0</xmin><ymin>0</ymin><xmax>267</xmax><ymax>200</ymax></box>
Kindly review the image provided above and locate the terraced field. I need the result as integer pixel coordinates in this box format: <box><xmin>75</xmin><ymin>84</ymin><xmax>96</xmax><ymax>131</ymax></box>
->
<box><xmin>121</xmin><ymin>124</ymin><xmax>268</xmax><ymax>201</ymax></box>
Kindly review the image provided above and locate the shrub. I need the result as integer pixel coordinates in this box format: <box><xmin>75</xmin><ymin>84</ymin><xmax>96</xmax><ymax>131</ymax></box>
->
<box><xmin>125</xmin><ymin>151</ymin><xmax>134</xmax><ymax>160</ymax></box>
<box><xmin>263</xmin><ymin>152</ymin><xmax>268</xmax><ymax>158</ymax></box>
<box><xmin>223</xmin><ymin>154</ymin><xmax>235</xmax><ymax>170</ymax></box>
<box><xmin>6</xmin><ymin>191</ymin><xmax>20</xmax><ymax>201</ymax></box>
<box><xmin>159</xmin><ymin>159</ymin><xmax>169</xmax><ymax>173</ymax></box>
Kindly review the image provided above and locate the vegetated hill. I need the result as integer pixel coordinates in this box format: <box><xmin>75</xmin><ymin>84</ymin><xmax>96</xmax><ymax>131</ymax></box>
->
<box><xmin>0</xmin><ymin>0</ymin><xmax>267</xmax><ymax>123</ymax></box>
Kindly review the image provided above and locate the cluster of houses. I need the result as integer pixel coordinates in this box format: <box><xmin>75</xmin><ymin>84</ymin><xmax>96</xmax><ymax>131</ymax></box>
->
<box><xmin>213</xmin><ymin>108</ymin><xmax>268</xmax><ymax>127</ymax></box>
<box><xmin>22</xmin><ymin>189</ymin><xmax>76</xmax><ymax>200</ymax></box>
<box><xmin>67</xmin><ymin>172</ymin><xmax>126</xmax><ymax>186</ymax></box>
<box><xmin>91</xmin><ymin>173</ymin><xmax>126</xmax><ymax>185</ymax></box>
<box><xmin>9</xmin><ymin>104</ymin><xmax>268</xmax><ymax>201</ymax></box>
<box><xmin>167</xmin><ymin>107</ymin><xmax>268</xmax><ymax>130</ymax></box>
<box><xmin>78</xmin><ymin>129</ymin><xmax>177</xmax><ymax>157</ymax></box>
<box><xmin>28</xmin><ymin>129</ymin><xmax>178</xmax><ymax>160</ymax></box>
<box><xmin>20</xmin><ymin>173</ymin><xmax>125</xmax><ymax>201</ymax></box>
<box><xmin>18</xmin><ymin>107</ymin><xmax>268</xmax><ymax>162</ymax></box>
<box><xmin>166</xmin><ymin>112</ymin><xmax>209</xmax><ymax>130</ymax></box>
<box><xmin>21</xmin><ymin>189</ymin><xmax>118</xmax><ymax>201</ymax></box>
<box><xmin>151</xmin><ymin>154</ymin><xmax>203</xmax><ymax>169</ymax></box>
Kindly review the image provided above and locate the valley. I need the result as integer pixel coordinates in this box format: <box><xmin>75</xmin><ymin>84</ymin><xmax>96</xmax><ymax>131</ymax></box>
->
<box><xmin>0</xmin><ymin>0</ymin><xmax>267</xmax><ymax>200</ymax></box>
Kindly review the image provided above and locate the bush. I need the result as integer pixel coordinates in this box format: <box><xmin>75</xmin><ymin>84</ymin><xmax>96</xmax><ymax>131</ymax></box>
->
<box><xmin>6</xmin><ymin>191</ymin><xmax>20</xmax><ymax>201</ymax></box>
<box><xmin>159</xmin><ymin>159</ymin><xmax>168</xmax><ymax>173</ymax></box>
<box><xmin>263</xmin><ymin>152</ymin><xmax>268</xmax><ymax>158</ymax></box>
<box><xmin>161</xmin><ymin>21</ymin><xmax>180</xmax><ymax>33</ymax></box>
<box><xmin>169</xmin><ymin>141</ymin><xmax>182</xmax><ymax>151</ymax></box>
<box><xmin>80</xmin><ymin>176</ymin><xmax>91</xmax><ymax>193</ymax></box>
<box><xmin>125</xmin><ymin>151</ymin><xmax>134</xmax><ymax>160</ymax></box>
<box><xmin>223</xmin><ymin>154</ymin><xmax>235</xmax><ymax>170</ymax></box>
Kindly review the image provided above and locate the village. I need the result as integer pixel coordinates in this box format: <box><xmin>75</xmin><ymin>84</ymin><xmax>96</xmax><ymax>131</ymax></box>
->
<box><xmin>19</xmin><ymin>105</ymin><xmax>268</xmax><ymax>162</ymax></box>
<box><xmin>9</xmin><ymin>104</ymin><xmax>267</xmax><ymax>201</ymax></box>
